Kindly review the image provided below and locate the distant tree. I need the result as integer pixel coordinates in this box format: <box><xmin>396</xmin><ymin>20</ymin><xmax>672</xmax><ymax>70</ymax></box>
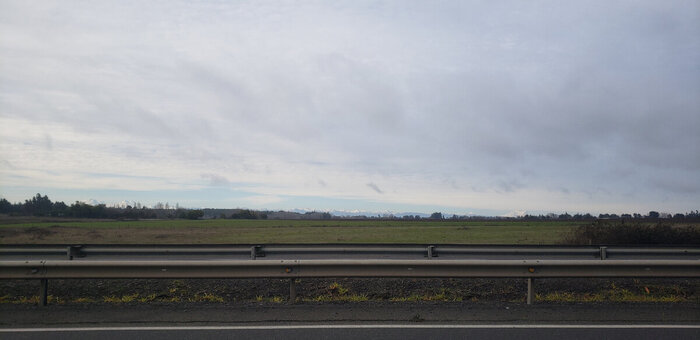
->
<box><xmin>24</xmin><ymin>193</ymin><xmax>53</xmax><ymax>216</ymax></box>
<box><xmin>0</xmin><ymin>198</ymin><xmax>12</xmax><ymax>214</ymax></box>
<box><xmin>230</xmin><ymin>209</ymin><xmax>259</xmax><ymax>219</ymax></box>
<box><xmin>648</xmin><ymin>211</ymin><xmax>660</xmax><ymax>219</ymax></box>
<box><xmin>430</xmin><ymin>212</ymin><xmax>443</xmax><ymax>220</ymax></box>
<box><xmin>51</xmin><ymin>201</ymin><xmax>68</xmax><ymax>217</ymax></box>
<box><xmin>186</xmin><ymin>210</ymin><xmax>204</xmax><ymax>220</ymax></box>
<box><xmin>69</xmin><ymin>201</ymin><xmax>106</xmax><ymax>218</ymax></box>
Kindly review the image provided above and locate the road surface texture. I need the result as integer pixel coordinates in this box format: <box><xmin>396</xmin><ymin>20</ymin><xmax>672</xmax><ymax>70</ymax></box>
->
<box><xmin>2</xmin><ymin>325</ymin><xmax>700</xmax><ymax>340</ymax></box>
<box><xmin>1</xmin><ymin>302</ymin><xmax>699</xmax><ymax>339</ymax></box>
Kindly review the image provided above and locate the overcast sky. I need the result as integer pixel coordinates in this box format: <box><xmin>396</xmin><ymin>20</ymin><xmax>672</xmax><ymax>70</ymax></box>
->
<box><xmin>1</xmin><ymin>1</ymin><xmax>698</xmax><ymax>215</ymax></box>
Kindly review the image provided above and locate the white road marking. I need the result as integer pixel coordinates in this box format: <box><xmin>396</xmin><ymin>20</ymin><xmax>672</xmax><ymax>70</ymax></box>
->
<box><xmin>1</xmin><ymin>324</ymin><xmax>700</xmax><ymax>332</ymax></box>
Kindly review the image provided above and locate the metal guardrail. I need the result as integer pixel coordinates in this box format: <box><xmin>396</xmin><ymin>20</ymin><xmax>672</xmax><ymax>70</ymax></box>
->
<box><xmin>3</xmin><ymin>259</ymin><xmax>698</xmax><ymax>279</ymax></box>
<box><xmin>3</xmin><ymin>244</ymin><xmax>700</xmax><ymax>260</ymax></box>
<box><xmin>1</xmin><ymin>244</ymin><xmax>699</xmax><ymax>306</ymax></box>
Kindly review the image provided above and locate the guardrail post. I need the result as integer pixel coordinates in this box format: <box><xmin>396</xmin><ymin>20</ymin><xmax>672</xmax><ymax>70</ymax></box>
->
<box><xmin>427</xmin><ymin>245</ymin><xmax>436</xmax><ymax>259</ymax></box>
<box><xmin>250</xmin><ymin>245</ymin><xmax>263</xmax><ymax>260</ymax></box>
<box><xmin>40</xmin><ymin>279</ymin><xmax>48</xmax><ymax>306</ymax></box>
<box><xmin>600</xmin><ymin>246</ymin><xmax>608</xmax><ymax>260</ymax></box>
<box><xmin>289</xmin><ymin>279</ymin><xmax>296</xmax><ymax>304</ymax></box>
<box><xmin>67</xmin><ymin>245</ymin><xmax>82</xmax><ymax>260</ymax></box>
<box><xmin>527</xmin><ymin>278</ymin><xmax>534</xmax><ymax>305</ymax></box>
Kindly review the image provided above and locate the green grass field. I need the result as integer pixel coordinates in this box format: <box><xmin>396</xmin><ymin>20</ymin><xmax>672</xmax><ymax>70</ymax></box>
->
<box><xmin>0</xmin><ymin>218</ymin><xmax>584</xmax><ymax>244</ymax></box>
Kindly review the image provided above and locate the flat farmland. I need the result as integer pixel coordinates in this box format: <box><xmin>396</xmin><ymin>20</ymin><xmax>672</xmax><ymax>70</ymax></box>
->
<box><xmin>0</xmin><ymin>219</ymin><xmax>583</xmax><ymax>244</ymax></box>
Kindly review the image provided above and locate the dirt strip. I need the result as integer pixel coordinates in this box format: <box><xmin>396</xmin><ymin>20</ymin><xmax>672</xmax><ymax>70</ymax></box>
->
<box><xmin>1</xmin><ymin>278</ymin><xmax>698</xmax><ymax>304</ymax></box>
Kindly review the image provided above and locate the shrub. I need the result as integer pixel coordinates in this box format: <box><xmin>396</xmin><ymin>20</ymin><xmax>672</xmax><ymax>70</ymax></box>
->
<box><xmin>563</xmin><ymin>221</ymin><xmax>700</xmax><ymax>245</ymax></box>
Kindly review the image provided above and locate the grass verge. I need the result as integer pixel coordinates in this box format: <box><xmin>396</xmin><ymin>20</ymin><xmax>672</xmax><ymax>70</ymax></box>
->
<box><xmin>0</xmin><ymin>219</ymin><xmax>581</xmax><ymax>244</ymax></box>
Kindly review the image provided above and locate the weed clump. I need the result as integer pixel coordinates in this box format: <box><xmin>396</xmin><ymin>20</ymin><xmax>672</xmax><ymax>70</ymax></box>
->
<box><xmin>538</xmin><ymin>282</ymin><xmax>688</xmax><ymax>303</ymax></box>
<box><xmin>304</xmin><ymin>282</ymin><xmax>369</xmax><ymax>302</ymax></box>
<box><xmin>563</xmin><ymin>221</ymin><xmax>700</xmax><ymax>245</ymax></box>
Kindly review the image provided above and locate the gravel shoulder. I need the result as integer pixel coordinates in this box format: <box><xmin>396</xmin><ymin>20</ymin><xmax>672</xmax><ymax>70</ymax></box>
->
<box><xmin>2</xmin><ymin>277</ymin><xmax>698</xmax><ymax>304</ymax></box>
<box><xmin>2</xmin><ymin>277</ymin><xmax>699</xmax><ymax>327</ymax></box>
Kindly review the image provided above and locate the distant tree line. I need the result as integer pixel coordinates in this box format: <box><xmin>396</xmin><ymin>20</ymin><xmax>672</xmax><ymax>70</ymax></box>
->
<box><xmin>1</xmin><ymin>194</ymin><xmax>699</xmax><ymax>222</ymax></box>
<box><xmin>0</xmin><ymin>194</ymin><xmax>204</xmax><ymax>220</ymax></box>
<box><xmin>413</xmin><ymin>210</ymin><xmax>700</xmax><ymax>221</ymax></box>
<box><xmin>520</xmin><ymin>210</ymin><xmax>700</xmax><ymax>220</ymax></box>
<box><xmin>229</xmin><ymin>209</ymin><xmax>267</xmax><ymax>219</ymax></box>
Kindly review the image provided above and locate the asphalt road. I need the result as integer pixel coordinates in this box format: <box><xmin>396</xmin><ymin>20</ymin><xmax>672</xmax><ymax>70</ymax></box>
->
<box><xmin>3</xmin><ymin>301</ymin><xmax>700</xmax><ymax>326</ymax></box>
<box><xmin>2</xmin><ymin>301</ymin><xmax>700</xmax><ymax>339</ymax></box>
<box><xmin>2</xmin><ymin>325</ymin><xmax>700</xmax><ymax>340</ymax></box>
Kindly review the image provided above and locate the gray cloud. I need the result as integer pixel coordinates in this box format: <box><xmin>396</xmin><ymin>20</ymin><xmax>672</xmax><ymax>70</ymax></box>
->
<box><xmin>0</xmin><ymin>160</ymin><xmax>15</xmax><ymax>169</ymax></box>
<box><xmin>366</xmin><ymin>183</ymin><xmax>383</xmax><ymax>194</ymax></box>
<box><xmin>651</xmin><ymin>177</ymin><xmax>700</xmax><ymax>195</ymax></box>
<box><xmin>42</xmin><ymin>133</ymin><xmax>53</xmax><ymax>151</ymax></box>
<box><xmin>1</xmin><ymin>1</ymin><xmax>698</xmax><ymax>213</ymax></box>
<box><xmin>201</xmin><ymin>174</ymin><xmax>230</xmax><ymax>187</ymax></box>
